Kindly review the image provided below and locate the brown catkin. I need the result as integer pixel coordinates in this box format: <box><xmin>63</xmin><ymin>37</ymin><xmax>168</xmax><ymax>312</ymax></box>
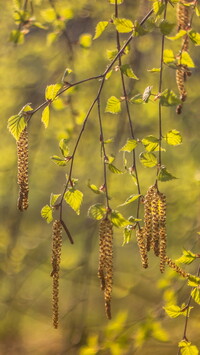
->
<box><xmin>164</xmin><ymin>256</ymin><xmax>189</xmax><ymax>278</ymax></box>
<box><xmin>144</xmin><ymin>186</ymin><xmax>156</xmax><ymax>252</ymax></box>
<box><xmin>158</xmin><ymin>193</ymin><xmax>167</xmax><ymax>272</ymax></box>
<box><xmin>176</xmin><ymin>67</ymin><xmax>187</xmax><ymax>102</ymax></box>
<box><xmin>136</xmin><ymin>227</ymin><xmax>148</xmax><ymax>269</ymax></box>
<box><xmin>177</xmin><ymin>2</ymin><xmax>189</xmax><ymax>32</ymax></box>
<box><xmin>98</xmin><ymin>218</ymin><xmax>113</xmax><ymax>319</ymax></box>
<box><xmin>51</xmin><ymin>220</ymin><xmax>62</xmax><ymax>328</ymax></box>
<box><xmin>17</xmin><ymin>127</ymin><xmax>29</xmax><ymax>211</ymax></box>
<box><xmin>151</xmin><ymin>192</ymin><xmax>160</xmax><ymax>257</ymax></box>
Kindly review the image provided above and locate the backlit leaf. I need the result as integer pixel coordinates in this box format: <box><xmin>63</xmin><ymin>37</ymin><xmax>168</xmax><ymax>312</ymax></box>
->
<box><xmin>79</xmin><ymin>33</ymin><xmax>92</xmax><ymax>48</ymax></box>
<box><xmin>153</xmin><ymin>1</ymin><xmax>165</xmax><ymax>16</ymax></box>
<box><xmin>41</xmin><ymin>105</ymin><xmax>50</xmax><ymax>128</ymax></box>
<box><xmin>188</xmin><ymin>275</ymin><xmax>200</xmax><ymax>287</ymax></box>
<box><xmin>113</xmin><ymin>18</ymin><xmax>134</xmax><ymax>33</ymax></box>
<box><xmin>188</xmin><ymin>30</ymin><xmax>200</xmax><ymax>46</ymax></box>
<box><xmin>165</xmin><ymin>129</ymin><xmax>182</xmax><ymax>145</ymax></box>
<box><xmin>109</xmin><ymin>0</ymin><xmax>124</xmax><ymax>3</ymax></box>
<box><xmin>51</xmin><ymin>155</ymin><xmax>67</xmax><ymax>166</ymax></box>
<box><xmin>176</xmin><ymin>250</ymin><xmax>197</xmax><ymax>265</ymax></box>
<box><xmin>93</xmin><ymin>21</ymin><xmax>109</xmax><ymax>39</ymax></box>
<box><xmin>50</xmin><ymin>193</ymin><xmax>61</xmax><ymax>207</ymax></box>
<box><xmin>120</xmin><ymin>64</ymin><xmax>139</xmax><ymax>80</ymax></box>
<box><xmin>118</xmin><ymin>194</ymin><xmax>140</xmax><ymax>207</ymax></box>
<box><xmin>179</xmin><ymin>341</ymin><xmax>199</xmax><ymax>355</ymax></box>
<box><xmin>120</xmin><ymin>139</ymin><xmax>137</xmax><ymax>152</ymax></box>
<box><xmin>167</xmin><ymin>29</ymin><xmax>186</xmax><ymax>41</ymax></box>
<box><xmin>160</xmin><ymin>89</ymin><xmax>181</xmax><ymax>106</ymax></box>
<box><xmin>159</xmin><ymin>20</ymin><xmax>175</xmax><ymax>35</ymax></box>
<box><xmin>147</xmin><ymin>68</ymin><xmax>161</xmax><ymax>73</ymax></box>
<box><xmin>59</xmin><ymin>138</ymin><xmax>69</xmax><ymax>157</ymax></box>
<box><xmin>142</xmin><ymin>136</ymin><xmax>160</xmax><ymax>152</ymax></box>
<box><xmin>178</xmin><ymin>51</ymin><xmax>195</xmax><ymax>68</ymax></box>
<box><xmin>108</xmin><ymin>164</ymin><xmax>123</xmax><ymax>174</ymax></box>
<box><xmin>87</xmin><ymin>182</ymin><xmax>101</xmax><ymax>194</ymax></box>
<box><xmin>45</xmin><ymin>83</ymin><xmax>62</xmax><ymax>100</ymax></box>
<box><xmin>129</xmin><ymin>94</ymin><xmax>143</xmax><ymax>104</ymax></box>
<box><xmin>7</xmin><ymin>115</ymin><xmax>26</xmax><ymax>141</ymax></box>
<box><xmin>163</xmin><ymin>49</ymin><xmax>175</xmax><ymax>63</ymax></box>
<box><xmin>41</xmin><ymin>205</ymin><xmax>53</xmax><ymax>223</ymax></box>
<box><xmin>191</xmin><ymin>288</ymin><xmax>200</xmax><ymax>305</ymax></box>
<box><xmin>88</xmin><ymin>204</ymin><xmax>106</xmax><ymax>220</ymax></box>
<box><xmin>64</xmin><ymin>188</ymin><xmax>83</xmax><ymax>215</ymax></box>
<box><xmin>107</xmin><ymin>49</ymin><xmax>118</xmax><ymax>61</ymax></box>
<box><xmin>140</xmin><ymin>152</ymin><xmax>157</xmax><ymax>168</ymax></box>
<box><xmin>110</xmin><ymin>210</ymin><xmax>131</xmax><ymax>228</ymax></box>
<box><xmin>158</xmin><ymin>167</ymin><xmax>177</xmax><ymax>182</ymax></box>
<box><xmin>164</xmin><ymin>304</ymin><xmax>192</xmax><ymax>318</ymax></box>
<box><xmin>105</xmin><ymin>96</ymin><xmax>121</xmax><ymax>114</ymax></box>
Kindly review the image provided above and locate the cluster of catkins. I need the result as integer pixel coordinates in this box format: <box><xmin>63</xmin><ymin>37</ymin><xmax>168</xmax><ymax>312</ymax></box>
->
<box><xmin>51</xmin><ymin>220</ymin><xmax>62</xmax><ymax>328</ymax></box>
<box><xmin>137</xmin><ymin>185</ymin><xmax>167</xmax><ymax>273</ymax></box>
<box><xmin>176</xmin><ymin>1</ymin><xmax>191</xmax><ymax>114</ymax></box>
<box><xmin>17</xmin><ymin>127</ymin><xmax>29</xmax><ymax>211</ymax></box>
<box><xmin>98</xmin><ymin>217</ymin><xmax>113</xmax><ymax>319</ymax></box>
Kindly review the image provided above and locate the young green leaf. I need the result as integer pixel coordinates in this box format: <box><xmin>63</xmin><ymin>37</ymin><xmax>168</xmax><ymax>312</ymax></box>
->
<box><xmin>41</xmin><ymin>105</ymin><xmax>50</xmax><ymax>128</ymax></box>
<box><xmin>163</xmin><ymin>49</ymin><xmax>175</xmax><ymax>64</ymax></box>
<box><xmin>164</xmin><ymin>129</ymin><xmax>182</xmax><ymax>145</ymax></box>
<box><xmin>51</xmin><ymin>155</ymin><xmax>67</xmax><ymax>166</ymax></box>
<box><xmin>93</xmin><ymin>21</ymin><xmax>109</xmax><ymax>40</ymax></box>
<box><xmin>188</xmin><ymin>30</ymin><xmax>200</xmax><ymax>46</ymax></box>
<box><xmin>178</xmin><ymin>51</ymin><xmax>195</xmax><ymax>68</ymax></box>
<box><xmin>105</xmin><ymin>96</ymin><xmax>121</xmax><ymax>114</ymax></box>
<box><xmin>160</xmin><ymin>89</ymin><xmax>181</xmax><ymax>106</ymax></box>
<box><xmin>7</xmin><ymin>115</ymin><xmax>26</xmax><ymax>141</ymax></box>
<box><xmin>159</xmin><ymin>20</ymin><xmax>175</xmax><ymax>35</ymax></box>
<box><xmin>118</xmin><ymin>194</ymin><xmax>140</xmax><ymax>207</ymax></box>
<box><xmin>88</xmin><ymin>203</ymin><xmax>106</xmax><ymax>220</ymax></box>
<box><xmin>178</xmin><ymin>341</ymin><xmax>199</xmax><ymax>355</ymax></box>
<box><xmin>45</xmin><ymin>83</ymin><xmax>62</xmax><ymax>100</ymax></box>
<box><xmin>142</xmin><ymin>136</ymin><xmax>160</xmax><ymax>152</ymax></box>
<box><xmin>41</xmin><ymin>205</ymin><xmax>53</xmax><ymax>223</ymax></box>
<box><xmin>79</xmin><ymin>33</ymin><xmax>92</xmax><ymax>48</ymax></box>
<box><xmin>113</xmin><ymin>18</ymin><xmax>134</xmax><ymax>33</ymax></box>
<box><xmin>191</xmin><ymin>288</ymin><xmax>200</xmax><ymax>305</ymax></box>
<box><xmin>87</xmin><ymin>181</ymin><xmax>101</xmax><ymax>194</ymax></box>
<box><xmin>109</xmin><ymin>0</ymin><xmax>124</xmax><ymax>3</ymax></box>
<box><xmin>120</xmin><ymin>64</ymin><xmax>139</xmax><ymax>80</ymax></box>
<box><xmin>142</xmin><ymin>86</ymin><xmax>153</xmax><ymax>103</ymax></box>
<box><xmin>147</xmin><ymin>68</ymin><xmax>161</xmax><ymax>73</ymax></box>
<box><xmin>140</xmin><ymin>152</ymin><xmax>158</xmax><ymax>168</ymax></box>
<box><xmin>110</xmin><ymin>210</ymin><xmax>131</xmax><ymax>228</ymax></box>
<box><xmin>107</xmin><ymin>49</ymin><xmax>118</xmax><ymax>61</ymax></box>
<box><xmin>120</xmin><ymin>139</ymin><xmax>137</xmax><ymax>152</ymax></box>
<box><xmin>167</xmin><ymin>29</ymin><xmax>186</xmax><ymax>41</ymax></box>
<box><xmin>61</xmin><ymin>68</ymin><xmax>73</xmax><ymax>83</ymax></box>
<box><xmin>158</xmin><ymin>167</ymin><xmax>177</xmax><ymax>182</ymax></box>
<box><xmin>64</xmin><ymin>188</ymin><xmax>83</xmax><ymax>215</ymax></box>
<box><xmin>188</xmin><ymin>275</ymin><xmax>200</xmax><ymax>287</ymax></box>
<box><xmin>153</xmin><ymin>1</ymin><xmax>165</xmax><ymax>16</ymax></box>
<box><xmin>122</xmin><ymin>226</ymin><xmax>132</xmax><ymax>245</ymax></box>
<box><xmin>176</xmin><ymin>250</ymin><xmax>197</xmax><ymax>265</ymax></box>
<box><xmin>129</xmin><ymin>94</ymin><xmax>143</xmax><ymax>104</ymax></box>
<box><xmin>59</xmin><ymin>138</ymin><xmax>69</xmax><ymax>157</ymax></box>
<box><xmin>50</xmin><ymin>193</ymin><xmax>61</xmax><ymax>207</ymax></box>
<box><xmin>164</xmin><ymin>304</ymin><xmax>192</xmax><ymax>318</ymax></box>
<box><xmin>108</xmin><ymin>164</ymin><xmax>123</xmax><ymax>174</ymax></box>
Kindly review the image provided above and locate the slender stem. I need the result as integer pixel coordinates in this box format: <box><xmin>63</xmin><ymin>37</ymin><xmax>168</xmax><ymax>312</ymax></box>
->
<box><xmin>97</xmin><ymin>97</ymin><xmax>110</xmax><ymax>210</ymax></box>
<box><xmin>114</xmin><ymin>0</ymin><xmax>141</xmax><ymax>219</ymax></box>
<box><xmin>158</xmin><ymin>1</ymin><xmax>167</xmax><ymax>170</ymax></box>
<box><xmin>177</xmin><ymin>264</ymin><xmax>200</xmax><ymax>354</ymax></box>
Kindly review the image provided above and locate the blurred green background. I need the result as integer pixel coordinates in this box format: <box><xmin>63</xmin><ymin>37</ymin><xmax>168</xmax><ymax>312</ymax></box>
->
<box><xmin>1</xmin><ymin>0</ymin><xmax>200</xmax><ymax>354</ymax></box>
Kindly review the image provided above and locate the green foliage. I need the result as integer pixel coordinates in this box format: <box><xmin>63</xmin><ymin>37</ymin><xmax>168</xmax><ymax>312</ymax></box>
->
<box><xmin>110</xmin><ymin>210</ymin><xmax>131</xmax><ymax>228</ymax></box>
<box><xmin>158</xmin><ymin>167</ymin><xmax>177</xmax><ymax>182</ymax></box>
<box><xmin>41</xmin><ymin>205</ymin><xmax>53</xmax><ymax>223</ymax></box>
<box><xmin>118</xmin><ymin>194</ymin><xmax>140</xmax><ymax>207</ymax></box>
<box><xmin>105</xmin><ymin>96</ymin><xmax>121</xmax><ymax>114</ymax></box>
<box><xmin>160</xmin><ymin>89</ymin><xmax>181</xmax><ymax>106</ymax></box>
<box><xmin>41</xmin><ymin>105</ymin><xmax>50</xmax><ymax>128</ymax></box>
<box><xmin>50</xmin><ymin>193</ymin><xmax>61</xmax><ymax>207</ymax></box>
<box><xmin>120</xmin><ymin>138</ymin><xmax>137</xmax><ymax>152</ymax></box>
<box><xmin>142</xmin><ymin>136</ymin><xmax>160</xmax><ymax>152</ymax></box>
<box><xmin>178</xmin><ymin>341</ymin><xmax>199</xmax><ymax>355</ymax></box>
<box><xmin>51</xmin><ymin>155</ymin><xmax>67</xmax><ymax>166</ymax></box>
<box><xmin>178</xmin><ymin>51</ymin><xmax>195</xmax><ymax>68</ymax></box>
<box><xmin>93</xmin><ymin>21</ymin><xmax>109</xmax><ymax>40</ymax></box>
<box><xmin>164</xmin><ymin>129</ymin><xmax>182</xmax><ymax>146</ymax></box>
<box><xmin>108</xmin><ymin>163</ymin><xmax>123</xmax><ymax>174</ymax></box>
<box><xmin>120</xmin><ymin>64</ymin><xmax>139</xmax><ymax>80</ymax></box>
<box><xmin>191</xmin><ymin>288</ymin><xmax>200</xmax><ymax>305</ymax></box>
<box><xmin>59</xmin><ymin>139</ymin><xmax>70</xmax><ymax>157</ymax></box>
<box><xmin>159</xmin><ymin>20</ymin><xmax>175</xmax><ymax>36</ymax></box>
<box><xmin>164</xmin><ymin>304</ymin><xmax>192</xmax><ymax>318</ymax></box>
<box><xmin>88</xmin><ymin>204</ymin><xmax>106</xmax><ymax>220</ymax></box>
<box><xmin>188</xmin><ymin>30</ymin><xmax>200</xmax><ymax>46</ymax></box>
<box><xmin>64</xmin><ymin>188</ymin><xmax>83</xmax><ymax>215</ymax></box>
<box><xmin>79</xmin><ymin>34</ymin><xmax>92</xmax><ymax>48</ymax></box>
<box><xmin>45</xmin><ymin>84</ymin><xmax>62</xmax><ymax>101</ymax></box>
<box><xmin>139</xmin><ymin>152</ymin><xmax>158</xmax><ymax>168</ymax></box>
<box><xmin>176</xmin><ymin>250</ymin><xmax>197</xmax><ymax>265</ymax></box>
<box><xmin>7</xmin><ymin>115</ymin><xmax>26</xmax><ymax>141</ymax></box>
<box><xmin>113</xmin><ymin>18</ymin><xmax>134</xmax><ymax>33</ymax></box>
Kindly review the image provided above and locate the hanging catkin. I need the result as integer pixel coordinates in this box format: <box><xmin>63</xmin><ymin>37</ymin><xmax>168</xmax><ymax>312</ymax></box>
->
<box><xmin>143</xmin><ymin>185</ymin><xmax>156</xmax><ymax>252</ymax></box>
<box><xmin>164</xmin><ymin>256</ymin><xmax>189</xmax><ymax>278</ymax></box>
<box><xmin>51</xmin><ymin>220</ymin><xmax>62</xmax><ymax>329</ymax></box>
<box><xmin>98</xmin><ymin>218</ymin><xmax>113</xmax><ymax>319</ymax></box>
<box><xmin>17</xmin><ymin>127</ymin><xmax>29</xmax><ymax>211</ymax></box>
<box><xmin>136</xmin><ymin>227</ymin><xmax>148</xmax><ymax>269</ymax></box>
<box><xmin>158</xmin><ymin>193</ymin><xmax>167</xmax><ymax>273</ymax></box>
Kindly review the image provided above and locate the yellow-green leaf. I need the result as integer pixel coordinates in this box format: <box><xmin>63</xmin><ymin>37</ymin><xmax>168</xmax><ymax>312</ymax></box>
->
<box><xmin>178</xmin><ymin>51</ymin><xmax>195</xmax><ymax>68</ymax></box>
<box><xmin>108</xmin><ymin>164</ymin><xmax>123</xmax><ymax>174</ymax></box>
<box><xmin>41</xmin><ymin>205</ymin><xmax>53</xmax><ymax>223</ymax></box>
<box><xmin>153</xmin><ymin>1</ymin><xmax>165</xmax><ymax>16</ymax></box>
<box><xmin>93</xmin><ymin>21</ymin><xmax>108</xmax><ymax>39</ymax></box>
<box><xmin>118</xmin><ymin>194</ymin><xmax>140</xmax><ymax>207</ymax></box>
<box><xmin>7</xmin><ymin>115</ymin><xmax>26</xmax><ymax>141</ymax></box>
<box><xmin>105</xmin><ymin>96</ymin><xmax>121</xmax><ymax>114</ymax></box>
<box><xmin>179</xmin><ymin>340</ymin><xmax>199</xmax><ymax>355</ymax></box>
<box><xmin>140</xmin><ymin>152</ymin><xmax>157</xmax><ymax>168</ymax></box>
<box><xmin>191</xmin><ymin>288</ymin><xmax>200</xmax><ymax>305</ymax></box>
<box><xmin>51</xmin><ymin>155</ymin><xmax>67</xmax><ymax>166</ymax></box>
<box><xmin>59</xmin><ymin>138</ymin><xmax>69</xmax><ymax>157</ymax></box>
<box><xmin>120</xmin><ymin>139</ymin><xmax>137</xmax><ymax>152</ymax></box>
<box><xmin>45</xmin><ymin>83</ymin><xmax>62</xmax><ymax>100</ymax></box>
<box><xmin>189</xmin><ymin>30</ymin><xmax>200</xmax><ymax>46</ymax></box>
<box><xmin>158</xmin><ymin>167</ymin><xmax>177</xmax><ymax>182</ymax></box>
<box><xmin>160</xmin><ymin>89</ymin><xmax>181</xmax><ymax>106</ymax></box>
<box><xmin>167</xmin><ymin>29</ymin><xmax>186</xmax><ymax>41</ymax></box>
<box><xmin>176</xmin><ymin>250</ymin><xmax>196</xmax><ymax>265</ymax></box>
<box><xmin>64</xmin><ymin>188</ymin><xmax>83</xmax><ymax>215</ymax></box>
<box><xmin>107</xmin><ymin>49</ymin><xmax>118</xmax><ymax>61</ymax></box>
<box><xmin>164</xmin><ymin>304</ymin><xmax>192</xmax><ymax>318</ymax></box>
<box><xmin>50</xmin><ymin>193</ymin><xmax>61</xmax><ymax>207</ymax></box>
<box><xmin>110</xmin><ymin>210</ymin><xmax>130</xmax><ymax>228</ymax></box>
<box><xmin>142</xmin><ymin>136</ymin><xmax>160</xmax><ymax>152</ymax></box>
<box><xmin>163</xmin><ymin>49</ymin><xmax>175</xmax><ymax>63</ymax></box>
<box><xmin>165</xmin><ymin>129</ymin><xmax>182</xmax><ymax>145</ymax></box>
<box><xmin>87</xmin><ymin>181</ymin><xmax>101</xmax><ymax>194</ymax></box>
<box><xmin>41</xmin><ymin>105</ymin><xmax>50</xmax><ymax>128</ymax></box>
<box><xmin>88</xmin><ymin>203</ymin><xmax>106</xmax><ymax>220</ymax></box>
<box><xmin>79</xmin><ymin>33</ymin><xmax>92</xmax><ymax>48</ymax></box>
<box><xmin>113</xmin><ymin>18</ymin><xmax>134</xmax><ymax>33</ymax></box>
<box><xmin>120</xmin><ymin>64</ymin><xmax>139</xmax><ymax>80</ymax></box>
